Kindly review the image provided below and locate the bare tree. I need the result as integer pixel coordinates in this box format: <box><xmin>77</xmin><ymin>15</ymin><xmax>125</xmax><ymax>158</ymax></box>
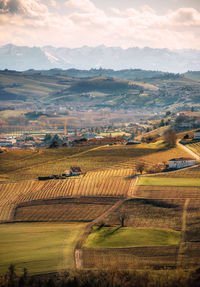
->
<box><xmin>119</xmin><ymin>211</ymin><xmax>128</xmax><ymax>227</ymax></box>
<box><xmin>164</xmin><ymin>129</ymin><xmax>177</xmax><ymax>147</ymax></box>
<box><xmin>136</xmin><ymin>162</ymin><xmax>146</xmax><ymax>174</ymax></box>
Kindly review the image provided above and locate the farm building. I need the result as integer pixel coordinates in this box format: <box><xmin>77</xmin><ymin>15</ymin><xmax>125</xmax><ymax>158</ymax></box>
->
<box><xmin>194</xmin><ymin>130</ymin><xmax>200</xmax><ymax>140</ymax></box>
<box><xmin>62</xmin><ymin>169</ymin><xmax>70</xmax><ymax>176</ymax></box>
<box><xmin>168</xmin><ymin>157</ymin><xmax>196</xmax><ymax>169</ymax></box>
<box><xmin>70</xmin><ymin>167</ymin><xmax>82</xmax><ymax>176</ymax></box>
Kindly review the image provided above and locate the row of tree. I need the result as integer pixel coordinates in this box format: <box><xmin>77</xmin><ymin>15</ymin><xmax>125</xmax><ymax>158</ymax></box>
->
<box><xmin>1</xmin><ymin>264</ymin><xmax>200</xmax><ymax>287</ymax></box>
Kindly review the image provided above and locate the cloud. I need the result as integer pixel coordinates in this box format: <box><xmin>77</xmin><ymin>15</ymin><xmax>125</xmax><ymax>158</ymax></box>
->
<box><xmin>65</xmin><ymin>0</ymin><xmax>97</xmax><ymax>13</ymax></box>
<box><xmin>0</xmin><ymin>0</ymin><xmax>48</xmax><ymax>18</ymax></box>
<box><xmin>0</xmin><ymin>1</ymin><xmax>199</xmax><ymax>50</ymax></box>
<box><xmin>50</xmin><ymin>0</ymin><xmax>57</xmax><ymax>8</ymax></box>
<box><xmin>0</xmin><ymin>0</ymin><xmax>21</xmax><ymax>14</ymax></box>
<box><xmin>170</xmin><ymin>7</ymin><xmax>200</xmax><ymax>25</ymax></box>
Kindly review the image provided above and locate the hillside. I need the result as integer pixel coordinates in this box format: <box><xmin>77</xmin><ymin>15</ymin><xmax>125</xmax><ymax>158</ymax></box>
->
<box><xmin>0</xmin><ymin>69</ymin><xmax>200</xmax><ymax>112</ymax></box>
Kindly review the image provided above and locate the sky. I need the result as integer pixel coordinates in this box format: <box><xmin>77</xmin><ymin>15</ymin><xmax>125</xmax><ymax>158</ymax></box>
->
<box><xmin>0</xmin><ymin>0</ymin><xmax>200</xmax><ymax>49</ymax></box>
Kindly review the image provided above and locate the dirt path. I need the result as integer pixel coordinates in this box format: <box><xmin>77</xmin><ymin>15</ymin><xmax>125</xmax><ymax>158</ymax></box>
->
<box><xmin>74</xmin><ymin>197</ymin><xmax>126</xmax><ymax>269</ymax></box>
<box><xmin>128</xmin><ymin>177</ymin><xmax>138</xmax><ymax>197</ymax></box>
<box><xmin>176</xmin><ymin>198</ymin><xmax>190</xmax><ymax>268</ymax></box>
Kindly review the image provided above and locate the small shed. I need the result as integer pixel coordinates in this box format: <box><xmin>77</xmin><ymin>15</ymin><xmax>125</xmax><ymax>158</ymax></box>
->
<box><xmin>70</xmin><ymin>166</ymin><xmax>82</xmax><ymax>176</ymax></box>
<box><xmin>168</xmin><ymin>157</ymin><xmax>196</xmax><ymax>169</ymax></box>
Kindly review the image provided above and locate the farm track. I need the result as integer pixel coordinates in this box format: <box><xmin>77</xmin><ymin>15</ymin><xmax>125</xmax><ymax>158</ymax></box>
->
<box><xmin>74</xmin><ymin>177</ymin><xmax>138</xmax><ymax>269</ymax></box>
<box><xmin>74</xmin><ymin>198</ymin><xmax>127</xmax><ymax>269</ymax></box>
<box><xmin>176</xmin><ymin>198</ymin><xmax>190</xmax><ymax>268</ymax></box>
<box><xmin>128</xmin><ymin>177</ymin><xmax>138</xmax><ymax>196</ymax></box>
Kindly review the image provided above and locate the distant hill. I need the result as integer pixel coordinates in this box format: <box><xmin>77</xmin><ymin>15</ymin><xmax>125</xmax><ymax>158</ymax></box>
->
<box><xmin>25</xmin><ymin>68</ymin><xmax>175</xmax><ymax>81</ymax></box>
<box><xmin>184</xmin><ymin>71</ymin><xmax>200</xmax><ymax>81</ymax></box>
<box><xmin>1</xmin><ymin>44</ymin><xmax>200</xmax><ymax>73</ymax></box>
<box><xmin>0</xmin><ymin>69</ymin><xmax>199</xmax><ymax>111</ymax></box>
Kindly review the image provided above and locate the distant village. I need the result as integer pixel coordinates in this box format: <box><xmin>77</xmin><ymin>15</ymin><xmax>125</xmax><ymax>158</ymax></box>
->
<box><xmin>1</xmin><ymin>109</ymin><xmax>200</xmax><ymax>151</ymax></box>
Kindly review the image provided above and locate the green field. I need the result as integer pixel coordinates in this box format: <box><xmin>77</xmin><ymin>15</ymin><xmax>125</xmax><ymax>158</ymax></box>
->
<box><xmin>138</xmin><ymin>177</ymin><xmax>200</xmax><ymax>187</ymax></box>
<box><xmin>84</xmin><ymin>227</ymin><xmax>180</xmax><ymax>248</ymax></box>
<box><xmin>0</xmin><ymin>223</ymin><xmax>85</xmax><ymax>275</ymax></box>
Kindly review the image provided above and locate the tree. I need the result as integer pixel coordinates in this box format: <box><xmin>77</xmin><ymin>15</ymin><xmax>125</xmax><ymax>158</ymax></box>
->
<box><xmin>119</xmin><ymin>211</ymin><xmax>128</xmax><ymax>227</ymax></box>
<box><xmin>164</xmin><ymin>129</ymin><xmax>177</xmax><ymax>147</ymax></box>
<box><xmin>7</xmin><ymin>264</ymin><xmax>16</xmax><ymax>285</ymax></box>
<box><xmin>52</xmin><ymin>134</ymin><xmax>60</xmax><ymax>142</ymax></box>
<box><xmin>44</xmin><ymin>134</ymin><xmax>52</xmax><ymax>143</ymax></box>
<box><xmin>130</xmin><ymin>131</ymin><xmax>135</xmax><ymax>140</ymax></box>
<box><xmin>49</xmin><ymin>140</ymin><xmax>59</xmax><ymax>148</ymax></box>
<box><xmin>136</xmin><ymin>162</ymin><xmax>146</xmax><ymax>174</ymax></box>
<box><xmin>183</xmin><ymin>134</ymin><xmax>189</xmax><ymax>139</ymax></box>
<box><xmin>159</xmin><ymin>119</ymin><xmax>165</xmax><ymax>127</ymax></box>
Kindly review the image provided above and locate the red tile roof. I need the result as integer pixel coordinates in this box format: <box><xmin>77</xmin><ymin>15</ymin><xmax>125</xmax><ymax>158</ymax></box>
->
<box><xmin>70</xmin><ymin>167</ymin><xmax>82</xmax><ymax>172</ymax></box>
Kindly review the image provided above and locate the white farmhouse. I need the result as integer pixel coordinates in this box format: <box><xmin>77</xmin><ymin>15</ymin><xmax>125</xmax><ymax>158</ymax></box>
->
<box><xmin>194</xmin><ymin>130</ymin><xmax>200</xmax><ymax>140</ymax></box>
<box><xmin>168</xmin><ymin>157</ymin><xmax>196</xmax><ymax>169</ymax></box>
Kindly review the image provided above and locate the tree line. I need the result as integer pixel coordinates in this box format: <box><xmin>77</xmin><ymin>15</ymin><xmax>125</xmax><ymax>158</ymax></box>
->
<box><xmin>1</xmin><ymin>265</ymin><xmax>200</xmax><ymax>287</ymax></box>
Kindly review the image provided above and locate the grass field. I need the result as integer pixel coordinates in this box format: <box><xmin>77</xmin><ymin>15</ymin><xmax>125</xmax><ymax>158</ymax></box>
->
<box><xmin>0</xmin><ymin>223</ymin><xmax>85</xmax><ymax>275</ymax></box>
<box><xmin>138</xmin><ymin>177</ymin><xmax>200</xmax><ymax>187</ymax></box>
<box><xmin>84</xmin><ymin>227</ymin><xmax>180</xmax><ymax>248</ymax></box>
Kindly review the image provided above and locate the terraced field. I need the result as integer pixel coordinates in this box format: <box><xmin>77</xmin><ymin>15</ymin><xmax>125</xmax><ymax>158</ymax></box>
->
<box><xmin>81</xmin><ymin>198</ymin><xmax>184</xmax><ymax>270</ymax></box>
<box><xmin>1</xmin><ymin>142</ymin><xmax>200</xmax><ymax>272</ymax></box>
<box><xmin>177</xmin><ymin>199</ymin><xmax>200</xmax><ymax>268</ymax></box>
<box><xmin>0</xmin><ymin>168</ymin><xmax>133</xmax><ymax>221</ymax></box>
<box><xmin>81</xmin><ymin>245</ymin><xmax>179</xmax><ymax>269</ymax></box>
<box><xmin>105</xmin><ymin>144</ymin><xmax>189</xmax><ymax>172</ymax></box>
<box><xmin>155</xmin><ymin>165</ymin><xmax>200</xmax><ymax>178</ymax></box>
<box><xmin>14</xmin><ymin>198</ymin><xmax>118</xmax><ymax>222</ymax></box>
<box><xmin>0</xmin><ymin>143</ymin><xmax>189</xmax><ymax>182</ymax></box>
<box><xmin>135</xmin><ymin>185</ymin><xmax>200</xmax><ymax>199</ymax></box>
<box><xmin>186</xmin><ymin>142</ymin><xmax>200</xmax><ymax>156</ymax></box>
<box><xmin>103</xmin><ymin>198</ymin><xmax>184</xmax><ymax>230</ymax></box>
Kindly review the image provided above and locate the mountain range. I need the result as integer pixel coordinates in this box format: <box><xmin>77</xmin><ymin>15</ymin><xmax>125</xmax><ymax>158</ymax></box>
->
<box><xmin>1</xmin><ymin>44</ymin><xmax>200</xmax><ymax>73</ymax></box>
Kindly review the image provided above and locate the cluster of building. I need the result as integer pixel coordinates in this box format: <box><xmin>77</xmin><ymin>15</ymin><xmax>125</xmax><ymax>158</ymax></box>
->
<box><xmin>0</xmin><ymin>135</ymin><xmax>46</xmax><ymax>149</ymax></box>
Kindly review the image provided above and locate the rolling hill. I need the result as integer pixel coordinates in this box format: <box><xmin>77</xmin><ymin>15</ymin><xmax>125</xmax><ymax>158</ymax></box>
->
<box><xmin>0</xmin><ymin>69</ymin><xmax>200</xmax><ymax>112</ymax></box>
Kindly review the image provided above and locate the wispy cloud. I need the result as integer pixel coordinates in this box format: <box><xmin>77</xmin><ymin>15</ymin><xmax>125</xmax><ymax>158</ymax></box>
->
<box><xmin>0</xmin><ymin>0</ymin><xmax>199</xmax><ymax>49</ymax></box>
<box><xmin>65</xmin><ymin>0</ymin><xmax>97</xmax><ymax>13</ymax></box>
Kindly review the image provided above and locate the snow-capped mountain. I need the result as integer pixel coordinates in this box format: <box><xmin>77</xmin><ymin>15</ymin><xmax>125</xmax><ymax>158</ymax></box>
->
<box><xmin>0</xmin><ymin>44</ymin><xmax>200</xmax><ymax>73</ymax></box>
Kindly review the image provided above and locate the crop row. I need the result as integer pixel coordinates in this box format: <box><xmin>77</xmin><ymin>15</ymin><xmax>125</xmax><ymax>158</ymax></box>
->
<box><xmin>186</xmin><ymin>142</ymin><xmax>200</xmax><ymax>156</ymax></box>
<box><xmin>15</xmin><ymin>203</ymin><xmax>111</xmax><ymax>222</ymax></box>
<box><xmin>109</xmin><ymin>146</ymin><xmax>189</xmax><ymax>171</ymax></box>
<box><xmin>0</xmin><ymin>168</ymin><xmax>133</xmax><ymax>221</ymax></box>
<box><xmin>135</xmin><ymin>185</ymin><xmax>200</xmax><ymax>199</ymax></box>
